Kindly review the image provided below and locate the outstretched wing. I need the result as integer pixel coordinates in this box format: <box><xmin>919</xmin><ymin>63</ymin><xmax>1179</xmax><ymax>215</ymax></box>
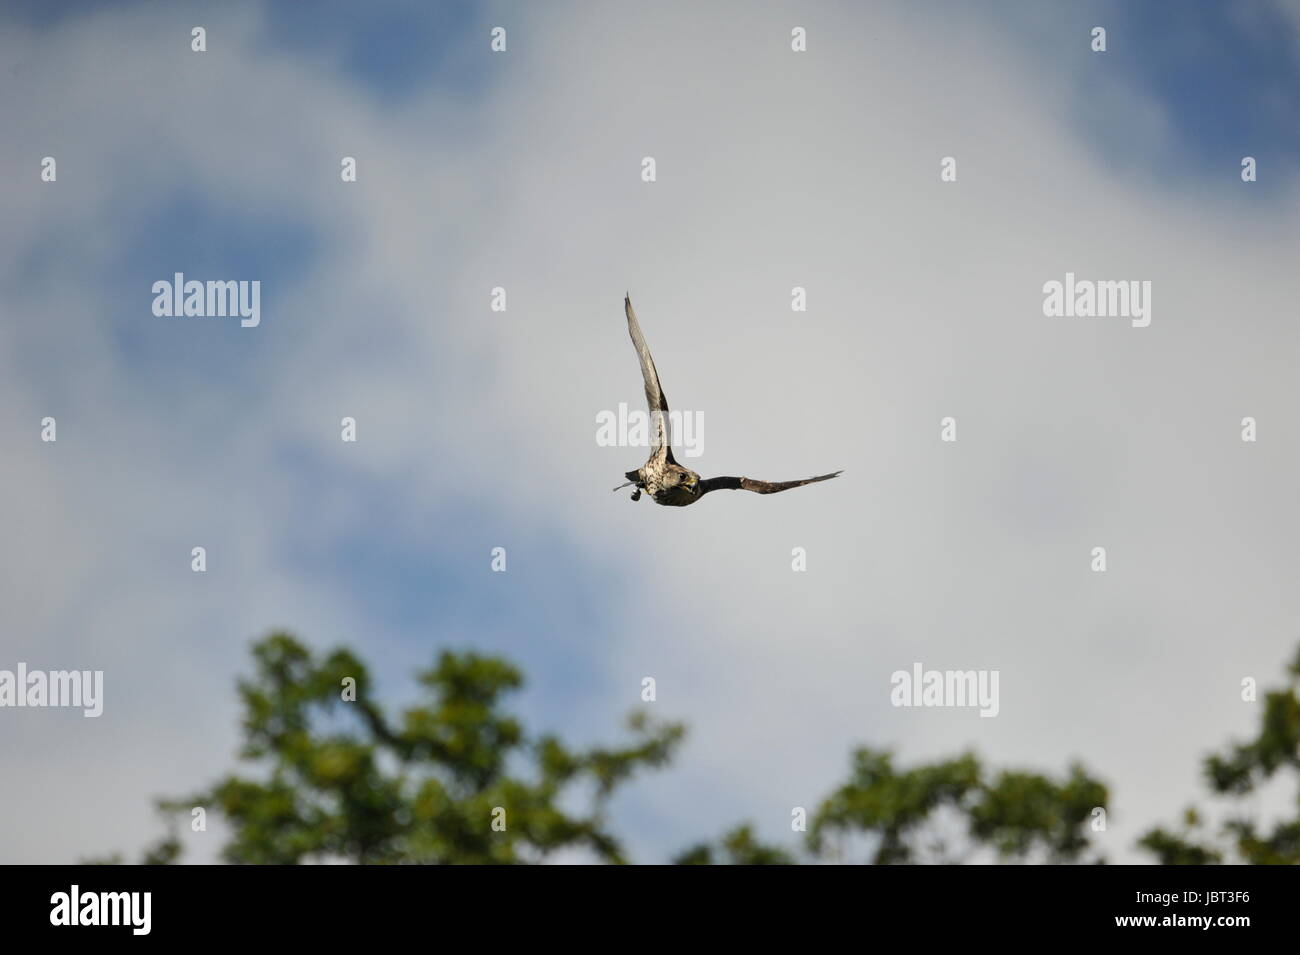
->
<box><xmin>624</xmin><ymin>294</ymin><xmax>675</xmax><ymax>462</ymax></box>
<box><xmin>698</xmin><ymin>471</ymin><xmax>843</xmax><ymax>496</ymax></box>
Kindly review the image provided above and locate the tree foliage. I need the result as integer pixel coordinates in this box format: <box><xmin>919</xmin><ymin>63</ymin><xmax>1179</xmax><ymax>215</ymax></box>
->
<box><xmin>685</xmin><ymin>749</ymin><xmax>1107</xmax><ymax>864</ymax></box>
<box><xmin>1139</xmin><ymin>647</ymin><xmax>1300</xmax><ymax>865</ymax></box>
<box><xmin>112</xmin><ymin>632</ymin><xmax>684</xmax><ymax>864</ymax></box>
<box><xmin>102</xmin><ymin>633</ymin><xmax>1300</xmax><ymax>864</ymax></box>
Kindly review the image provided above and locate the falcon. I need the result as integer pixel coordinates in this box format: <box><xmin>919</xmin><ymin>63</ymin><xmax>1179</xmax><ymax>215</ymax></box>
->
<box><xmin>614</xmin><ymin>295</ymin><xmax>841</xmax><ymax>506</ymax></box>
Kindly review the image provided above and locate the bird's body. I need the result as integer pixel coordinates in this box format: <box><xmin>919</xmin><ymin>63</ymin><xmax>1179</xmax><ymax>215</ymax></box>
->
<box><xmin>625</xmin><ymin>456</ymin><xmax>698</xmax><ymax>507</ymax></box>
<box><xmin>616</xmin><ymin>295</ymin><xmax>841</xmax><ymax>507</ymax></box>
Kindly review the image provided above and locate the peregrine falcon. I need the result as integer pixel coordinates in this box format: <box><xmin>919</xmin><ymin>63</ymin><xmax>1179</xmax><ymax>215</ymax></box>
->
<box><xmin>614</xmin><ymin>295</ymin><xmax>842</xmax><ymax>507</ymax></box>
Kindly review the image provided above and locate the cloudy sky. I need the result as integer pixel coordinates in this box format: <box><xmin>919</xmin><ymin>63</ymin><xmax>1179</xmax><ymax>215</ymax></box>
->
<box><xmin>2</xmin><ymin>0</ymin><xmax>1298</xmax><ymax>863</ymax></box>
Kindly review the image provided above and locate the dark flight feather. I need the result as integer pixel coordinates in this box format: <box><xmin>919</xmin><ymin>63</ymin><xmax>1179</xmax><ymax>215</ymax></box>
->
<box><xmin>697</xmin><ymin>471</ymin><xmax>843</xmax><ymax>496</ymax></box>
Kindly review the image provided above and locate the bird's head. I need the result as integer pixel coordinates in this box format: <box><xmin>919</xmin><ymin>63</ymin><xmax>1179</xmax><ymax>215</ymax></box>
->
<box><xmin>674</xmin><ymin>468</ymin><xmax>701</xmax><ymax>494</ymax></box>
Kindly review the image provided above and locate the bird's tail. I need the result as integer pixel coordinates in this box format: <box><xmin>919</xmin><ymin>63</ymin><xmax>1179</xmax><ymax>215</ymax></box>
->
<box><xmin>613</xmin><ymin>470</ymin><xmax>644</xmax><ymax>492</ymax></box>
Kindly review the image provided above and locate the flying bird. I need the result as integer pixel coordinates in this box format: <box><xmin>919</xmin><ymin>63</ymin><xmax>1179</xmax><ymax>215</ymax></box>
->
<box><xmin>614</xmin><ymin>295</ymin><xmax>841</xmax><ymax>507</ymax></box>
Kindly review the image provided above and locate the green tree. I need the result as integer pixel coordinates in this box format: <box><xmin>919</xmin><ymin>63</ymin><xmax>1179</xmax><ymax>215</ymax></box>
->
<box><xmin>106</xmin><ymin>632</ymin><xmax>1300</xmax><ymax>864</ymax></box>
<box><xmin>674</xmin><ymin>825</ymin><xmax>796</xmax><ymax>865</ymax></box>
<box><xmin>1139</xmin><ymin>647</ymin><xmax>1300</xmax><ymax>864</ymax></box>
<box><xmin>683</xmin><ymin>749</ymin><xmax>1107</xmax><ymax>864</ymax></box>
<box><xmin>108</xmin><ymin>632</ymin><xmax>684</xmax><ymax>864</ymax></box>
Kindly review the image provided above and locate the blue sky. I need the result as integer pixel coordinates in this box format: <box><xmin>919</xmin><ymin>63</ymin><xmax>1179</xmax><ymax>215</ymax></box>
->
<box><xmin>2</xmin><ymin>0</ymin><xmax>1299</xmax><ymax>864</ymax></box>
<box><xmin>1112</xmin><ymin>0</ymin><xmax>1300</xmax><ymax>177</ymax></box>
